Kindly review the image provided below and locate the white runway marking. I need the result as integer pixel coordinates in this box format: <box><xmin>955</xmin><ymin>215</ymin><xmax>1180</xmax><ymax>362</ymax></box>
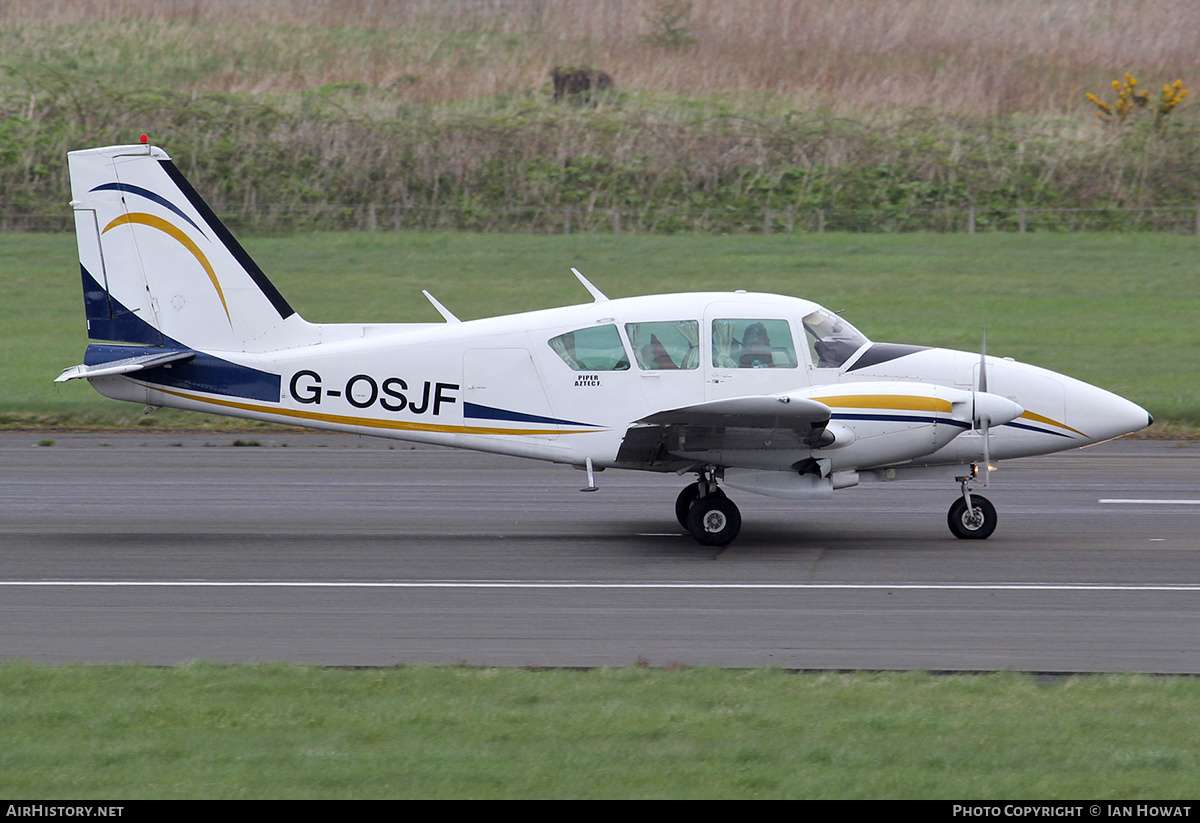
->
<box><xmin>2</xmin><ymin>581</ymin><xmax>1199</xmax><ymax>592</ymax></box>
<box><xmin>1100</xmin><ymin>499</ymin><xmax>1200</xmax><ymax>505</ymax></box>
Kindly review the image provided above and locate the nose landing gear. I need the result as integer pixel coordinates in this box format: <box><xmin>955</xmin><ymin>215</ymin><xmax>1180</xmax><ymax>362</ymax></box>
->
<box><xmin>948</xmin><ymin>472</ymin><xmax>997</xmax><ymax>539</ymax></box>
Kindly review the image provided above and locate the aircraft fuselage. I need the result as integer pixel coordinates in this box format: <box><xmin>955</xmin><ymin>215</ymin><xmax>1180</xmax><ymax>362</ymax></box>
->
<box><xmin>87</xmin><ymin>291</ymin><xmax>1148</xmax><ymax>477</ymax></box>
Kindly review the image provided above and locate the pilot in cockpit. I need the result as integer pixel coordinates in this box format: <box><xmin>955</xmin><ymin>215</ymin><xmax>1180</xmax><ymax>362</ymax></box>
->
<box><xmin>739</xmin><ymin>322</ymin><xmax>774</xmax><ymax>368</ymax></box>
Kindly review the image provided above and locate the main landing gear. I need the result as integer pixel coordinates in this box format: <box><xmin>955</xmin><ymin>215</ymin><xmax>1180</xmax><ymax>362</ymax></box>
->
<box><xmin>947</xmin><ymin>471</ymin><xmax>997</xmax><ymax>540</ymax></box>
<box><xmin>676</xmin><ymin>470</ymin><xmax>741</xmax><ymax>546</ymax></box>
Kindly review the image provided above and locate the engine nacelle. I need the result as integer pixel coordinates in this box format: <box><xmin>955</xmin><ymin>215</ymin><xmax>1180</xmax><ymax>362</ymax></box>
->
<box><xmin>793</xmin><ymin>381</ymin><xmax>1020</xmax><ymax>472</ymax></box>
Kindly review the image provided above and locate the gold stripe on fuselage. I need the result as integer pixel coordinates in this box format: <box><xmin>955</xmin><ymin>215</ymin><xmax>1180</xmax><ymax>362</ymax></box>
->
<box><xmin>147</xmin><ymin>384</ymin><xmax>602</xmax><ymax>436</ymax></box>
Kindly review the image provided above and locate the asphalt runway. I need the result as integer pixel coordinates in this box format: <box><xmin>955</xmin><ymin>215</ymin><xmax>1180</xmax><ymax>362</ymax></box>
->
<box><xmin>2</xmin><ymin>432</ymin><xmax>1199</xmax><ymax>672</ymax></box>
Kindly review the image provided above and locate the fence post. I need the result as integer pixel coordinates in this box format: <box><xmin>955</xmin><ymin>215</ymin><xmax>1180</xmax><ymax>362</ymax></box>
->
<box><xmin>563</xmin><ymin>209</ymin><xmax>571</xmax><ymax>235</ymax></box>
<box><xmin>817</xmin><ymin>209</ymin><xmax>825</xmax><ymax>233</ymax></box>
<box><xmin>611</xmin><ymin>208</ymin><xmax>620</xmax><ymax>234</ymax></box>
<box><xmin>368</xmin><ymin>203</ymin><xmax>378</xmax><ymax>232</ymax></box>
<box><xmin>763</xmin><ymin>208</ymin><xmax>772</xmax><ymax>235</ymax></box>
<box><xmin>1019</xmin><ymin>206</ymin><xmax>1027</xmax><ymax>233</ymax></box>
<box><xmin>968</xmin><ymin>205</ymin><xmax>975</xmax><ymax>234</ymax></box>
<box><xmin>1195</xmin><ymin>203</ymin><xmax>1199</xmax><ymax>236</ymax></box>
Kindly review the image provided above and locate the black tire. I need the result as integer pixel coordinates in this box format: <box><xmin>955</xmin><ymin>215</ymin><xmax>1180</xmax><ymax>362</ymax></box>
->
<box><xmin>686</xmin><ymin>494</ymin><xmax>742</xmax><ymax>547</ymax></box>
<box><xmin>675</xmin><ymin>483</ymin><xmax>726</xmax><ymax>529</ymax></box>
<box><xmin>947</xmin><ymin>495</ymin><xmax>997</xmax><ymax>540</ymax></box>
<box><xmin>675</xmin><ymin>482</ymin><xmax>702</xmax><ymax>528</ymax></box>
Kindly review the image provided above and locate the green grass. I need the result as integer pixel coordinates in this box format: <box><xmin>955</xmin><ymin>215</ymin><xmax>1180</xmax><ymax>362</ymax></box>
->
<box><xmin>2</xmin><ymin>663</ymin><xmax>1199</xmax><ymax>799</ymax></box>
<box><xmin>5</xmin><ymin>230</ymin><xmax>1198</xmax><ymax>428</ymax></box>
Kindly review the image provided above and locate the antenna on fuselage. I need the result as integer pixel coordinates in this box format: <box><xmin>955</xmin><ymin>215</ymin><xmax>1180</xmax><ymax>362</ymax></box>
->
<box><xmin>571</xmin><ymin>268</ymin><xmax>608</xmax><ymax>302</ymax></box>
<box><xmin>422</xmin><ymin>290</ymin><xmax>460</xmax><ymax>323</ymax></box>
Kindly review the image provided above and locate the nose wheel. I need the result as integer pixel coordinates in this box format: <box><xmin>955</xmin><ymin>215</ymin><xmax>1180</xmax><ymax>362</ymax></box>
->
<box><xmin>947</xmin><ymin>493</ymin><xmax>997</xmax><ymax>539</ymax></box>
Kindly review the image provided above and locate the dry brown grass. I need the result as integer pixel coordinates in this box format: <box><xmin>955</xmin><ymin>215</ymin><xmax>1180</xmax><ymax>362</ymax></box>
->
<box><xmin>4</xmin><ymin>1</ymin><xmax>1198</xmax><ymax>231</ymax></box>
<box><xmin>4</xmin><ymin>0</ymin><xmax>1199</xmax><ymax>117</ymax></box>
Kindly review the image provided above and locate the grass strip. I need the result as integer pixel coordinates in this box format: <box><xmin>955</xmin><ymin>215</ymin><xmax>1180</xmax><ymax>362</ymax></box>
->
<box><xmin>2</xmin><ymin>663</ymin><xmax>1199</xmax><ymax>799</ymax></box>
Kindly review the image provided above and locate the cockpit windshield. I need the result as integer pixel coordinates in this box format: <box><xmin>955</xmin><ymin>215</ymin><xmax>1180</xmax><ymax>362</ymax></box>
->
<box><xmin>801</xmin><ymin>309</ymin><xmax>869</xmax><ymax>369</ymax></box>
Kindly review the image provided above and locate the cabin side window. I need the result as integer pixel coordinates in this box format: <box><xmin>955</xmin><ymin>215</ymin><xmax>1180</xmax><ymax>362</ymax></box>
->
<box><xmin>711</xmin><ymin>319</ymin><xmax>798</xmax><ymax>369</ymax></box>
<box><xmin>625</xmin><ymin>321</ymin><xmax>700</xmax><ymax>370</ymax></box>
<box><xmin>547</xmin><ymin>325</ymin><xmax>630</xmax><ymax>371</ymax></box>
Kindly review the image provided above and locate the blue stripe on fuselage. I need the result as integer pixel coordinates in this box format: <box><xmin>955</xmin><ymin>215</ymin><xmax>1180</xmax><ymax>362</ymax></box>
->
<box><xmin>80</xmin><ymin>267</ymin><xmax>278</xmax><ymax>402</ymax></box>
<box><xmin>84</xmin><ymin>343</ymin><xmax>281</xmax><ymax>403</ymax></box>
<box><xmin>463</xmin><ymin>402</ymin><xmax>596</xmax><ymax>429</ymax></box>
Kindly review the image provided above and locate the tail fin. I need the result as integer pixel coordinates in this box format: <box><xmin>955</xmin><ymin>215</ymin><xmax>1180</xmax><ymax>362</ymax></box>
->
<box><xmin>68</xmin><ymin>143</ymin><xmax>309</xmax><ymax>352</ymax></box>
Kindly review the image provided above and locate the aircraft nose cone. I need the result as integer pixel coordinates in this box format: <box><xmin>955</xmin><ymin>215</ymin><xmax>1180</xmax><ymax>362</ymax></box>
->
<box><xmin>1076</xmin><ymin>385</ymin><xmax>1153</xmax><ymax>442</ymax></box>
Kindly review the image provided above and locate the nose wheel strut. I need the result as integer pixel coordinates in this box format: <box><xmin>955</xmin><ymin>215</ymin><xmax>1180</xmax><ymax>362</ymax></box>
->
<box><xmin>948</xmin><ymin>473</ymin><xmax>997</xmax><ymax>539</ymax></box>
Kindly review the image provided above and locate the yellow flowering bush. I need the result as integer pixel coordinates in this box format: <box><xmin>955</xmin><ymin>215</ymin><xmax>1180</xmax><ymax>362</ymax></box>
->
<box><xmin>1156</xmin><ymin>80</ymin><xmax>1190</xmax><ymax>126</ymax></box>
<box><xmin>1087</xmin><ymin>73</ymin><xmax>1188</xmax><ymax>128</ymax></box>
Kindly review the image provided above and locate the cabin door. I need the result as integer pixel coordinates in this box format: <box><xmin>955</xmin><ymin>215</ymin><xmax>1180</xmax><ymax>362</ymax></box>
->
<box><xmin>463</xmin><ymin>348</ymin><xmax>560</xmax><ymax>440</ymax></box>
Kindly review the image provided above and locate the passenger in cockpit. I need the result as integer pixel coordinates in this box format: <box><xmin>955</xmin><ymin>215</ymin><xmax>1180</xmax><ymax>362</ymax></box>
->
<box><xmin>739</xmin><ymin>322</ymin><xmax>774</xmax><ymax>368</ymax></box>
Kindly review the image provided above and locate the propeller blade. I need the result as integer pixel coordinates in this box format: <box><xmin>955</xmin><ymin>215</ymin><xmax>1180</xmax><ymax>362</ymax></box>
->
<box><xmin>977</xmin><ymin>333</ymin><xmax>991</xmax><ymax>485</ymax></box>
<box><xmin>978</xmin><ymin>331</ymin><xmax>988</xmax><ymax>394</ymax></box>
<box><xmin>981</xmin><ymin>419</ymin><xmax>990</xmax><ymax>486</ymax></box>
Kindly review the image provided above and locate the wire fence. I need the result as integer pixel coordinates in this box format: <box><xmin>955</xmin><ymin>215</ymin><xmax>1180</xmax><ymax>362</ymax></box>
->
<box><xmin>4</xmin><ymin>203</ymin><xmax>1200</xmax><ymax>235</ymax></box>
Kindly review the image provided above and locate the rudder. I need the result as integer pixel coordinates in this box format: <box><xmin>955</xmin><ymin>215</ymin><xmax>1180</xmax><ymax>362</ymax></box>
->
<box><xmin>68</xmin><ymin>143</ymin><xmax>308</xmax><ymax>353</ymax></box>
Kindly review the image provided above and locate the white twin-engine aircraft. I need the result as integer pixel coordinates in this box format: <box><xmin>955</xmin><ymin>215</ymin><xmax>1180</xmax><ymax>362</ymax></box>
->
<box><xmin>59</xmin><ymin>142</ymin><xmax>1153</xmax><ymax>546</ymax></box>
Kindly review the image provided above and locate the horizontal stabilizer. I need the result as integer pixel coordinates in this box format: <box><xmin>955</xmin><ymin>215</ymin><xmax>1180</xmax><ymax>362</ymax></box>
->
<box><xmin>55</xmin><ymin>349</ymin><xmax>195</xmax><ymax>383</ymax></box>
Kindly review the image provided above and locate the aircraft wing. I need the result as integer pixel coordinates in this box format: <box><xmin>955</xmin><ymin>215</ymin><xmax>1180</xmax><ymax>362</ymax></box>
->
<box><xmin>616</xmin><ymin>395</ymin><xmax>832</xmax><ymax>469</ymax></box>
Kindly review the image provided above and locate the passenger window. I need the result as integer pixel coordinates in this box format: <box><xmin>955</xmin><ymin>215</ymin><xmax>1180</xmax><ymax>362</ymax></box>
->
<box><xmin>548</xmin><ymin>325</ymin><xmax>630</xmax><ymax>371</ymax></box>
<box><xmin>711</xmin><ymin>319</ymin><xmax>798</xmax><ymax>369</ymax></box>
<box><xmin>625</xmin><ymin>321</ymin><xmax>699</xmax><ymax>370</ymax></box>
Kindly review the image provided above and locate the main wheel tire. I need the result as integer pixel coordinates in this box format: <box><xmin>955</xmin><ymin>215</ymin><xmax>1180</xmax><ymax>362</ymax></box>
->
<box><xmin>947</xmin><ymin>495</ymin><xmax>997</xmax><ymax>540</ymax></box>
<box><xmin>675</xmin><ymin>483</ymin><xmax>702</xmax><ymax>529</ymax></box>
<box><xmin>686</xmin><ymin>493</ymin><xmax>742</xmax><ymax>546</ymax></box>
<box><xmin>675</xmin><ymin>483</ymin><xmax>726</xmax><ymax>529</ymax></box>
